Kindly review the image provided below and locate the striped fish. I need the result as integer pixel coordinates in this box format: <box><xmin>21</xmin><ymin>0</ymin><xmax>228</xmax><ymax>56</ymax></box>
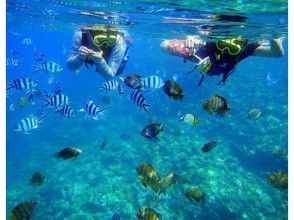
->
<box><xmin>14</xmin><ymin>116</ymin><xmax>43</xmax><ymax>134</ymax></box>
<box><xmin>130</xmin><ymin>89</ymin><xmax>151</xmax><ymax>114</ymax></box>
<box><xmin>56</xmin><ymin>105</ymin><xmax>74</xmax><ymax>118</ymax></box>
<box><xmin>22</xmin><ymin>37</ymin><xmax>33</xmax><ymax>45</ymax></box>
<box><xmin>32</xmin><ymin>61</ymin><xmax>63</xmax><ymax>73</ymax></box>
<box><xmin>7</xmin><ymin>78</ymin><xmax>38</xmax><ymax>91</ymax></box>
<box><xmin>99</xmin><ymin>80</ymin><xmax>124</xmax><ymax>95</ymax></box>
<box><xmin>141</xmin><ymin>75</ymin><xmax>164</xmax><ymax>89</ymax></box>
<box><xmin>6</xmin><ymin>57</ymin><xmax>20</xmax><ymax>67</ymax></box>
<box><xmin>80</xmin><ymin>100</ymin><xmax>107</xmax><ymax>120</ymax></box>
<box><xmin>43</xmin><ymin>94</ymin><xmax>70</xmax><ymax>107</ymax></box>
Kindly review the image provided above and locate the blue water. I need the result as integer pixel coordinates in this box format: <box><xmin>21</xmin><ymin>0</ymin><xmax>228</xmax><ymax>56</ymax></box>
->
<box><xmin>7</xmin><ymin>1</ymin><xmax>288</xmax><ymax>219</ymax></box>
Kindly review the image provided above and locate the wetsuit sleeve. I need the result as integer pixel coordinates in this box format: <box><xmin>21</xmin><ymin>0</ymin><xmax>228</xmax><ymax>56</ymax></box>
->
<box><xmin>238</xmin><ymin>41</ymin><xmax>260</xmax><ymax>61</ymax></box>
<box><xmin>95</xmin><ymin>34</ymin><xmax>128</xmax><ymax>79</ymax></box>
<box><xmin>66</xmin><ymin>31</ymin><xmax>84</xmax><ymax>72</ymax></box>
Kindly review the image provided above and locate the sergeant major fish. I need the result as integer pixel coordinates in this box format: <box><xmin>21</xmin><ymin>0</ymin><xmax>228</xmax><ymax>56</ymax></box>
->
<box><xmin>99</xmin><ymin>80</ymin><xmax>124</xmax><ymax>95</ymax></box>
<box><xmin>79</xmin><ymin>100</ymin><xmax>107</xmax><ymax>120</ymax></box>
<box><xmin>32</xmin><ymin>61</ymin><xmax>63</xmax><ymax>73</ymax></box>
<box><xmin>56</xmin><ymin>105</ymin><xmax>74</xmax><ymax>118</ymax></box>
<box><xmin>141</xmin><ymin>75</ymin><xmax>164</xmax><ymax>90</ymax></box>
<box><xmin>130</xmin><ymin>89</ymin><xmax>151</xmax><ymax>114</ymax></box>
<box><xmin>6</xmin><ymin>56</ymin><xmax>21</xmax><ymax>67</ymax></box>
<box><xmin>42</xmin><ymin>93</ymin><xmax>70</xmax><ymax>108</ymax></box>
<box><xmin>22</xmin><ymin>37</ymin><xmax>33</xmax><ymax>45</ymax></box>
<box><xmin>7</xmin><ymin>78</ymin><xmax>38</xmax><ymax>91</ymax></box>
<box><xmin>14</xmin><ymin>115</ymin><xmax>43</xmax><ymax>134</ymax></box>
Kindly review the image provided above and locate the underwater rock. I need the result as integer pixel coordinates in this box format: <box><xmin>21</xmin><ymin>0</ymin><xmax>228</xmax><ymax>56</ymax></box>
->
<box><xmin>136</xmin><ymin>206</ymin><xmax>161</xmax><ymax>220</ymax></box>
<box><xmin>203</xmin><ymin>95</ymin><xmax>230</xmax><ymax>115</ymax></box>
<box><xmin>248</xmin><ymin>108</ymin><xmax>262</xmax><ymax>120</ymax></box>
<box><xmin>268</xmin><ymin>172</ymin><xmax>288</xmax><ymax>189</ymax></box>
<box><xmin>9</xmin><ymin>199</ymin><xmax>37</xmax><ymax>220</ymax></box>
<box><xmin>30</xmin><ymin>172</ymin><xmax>45</xmax><ymax>186</ymax></box>
<box><xmin>185</xmin><ymin>187</ymin><xmax>205</xmax><ymax>202</ymax></box>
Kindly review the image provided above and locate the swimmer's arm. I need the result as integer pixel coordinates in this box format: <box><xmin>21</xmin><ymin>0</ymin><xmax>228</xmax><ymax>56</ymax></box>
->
<box><xmin>95</xmin><ymin>34</ymin><xmax>127</xmax><ymax>78</ymax></box>
<box><xmin>66</xmin><ymin>31</ymin><xmax>84</xmax><ymax>71</ymax></box>
<box><xmin>253</xmin><ymin>38</ymin><xmax>284</xmax><ymax>57</ymax></box>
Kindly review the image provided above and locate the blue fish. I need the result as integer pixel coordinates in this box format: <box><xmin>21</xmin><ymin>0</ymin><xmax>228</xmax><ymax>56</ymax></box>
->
<box><xmin>7</xmin><ymin>78</ymin><xmax>38</xmax><ymax>91</ymax></box>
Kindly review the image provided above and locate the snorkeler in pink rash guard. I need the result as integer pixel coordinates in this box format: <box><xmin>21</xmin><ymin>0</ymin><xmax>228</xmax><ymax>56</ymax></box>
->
<box><xmin>161</xmin><ymin>36</ymin><xmax>284</xmax><ymax>85</ymax></box>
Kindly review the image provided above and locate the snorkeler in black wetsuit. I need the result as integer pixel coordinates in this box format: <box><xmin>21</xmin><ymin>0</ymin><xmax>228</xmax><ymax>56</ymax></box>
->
<box><xmin>160</xmin><ymin>36</ymin><xmax>284</xmax><ymax>85</ymax></box>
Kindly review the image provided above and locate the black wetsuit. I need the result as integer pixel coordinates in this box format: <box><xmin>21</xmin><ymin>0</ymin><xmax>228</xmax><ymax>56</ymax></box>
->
<box><xmin>191</xmin><ymin>40</ymin><xmax>260</xmax><ymax>85</ymax></box>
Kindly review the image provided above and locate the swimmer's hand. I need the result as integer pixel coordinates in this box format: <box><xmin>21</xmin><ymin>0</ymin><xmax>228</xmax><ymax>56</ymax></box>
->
<box><xmin>78</xmin><ymin>46</ymin><xmax>103</xmax><ymax>62</ymax></box>
<box><xmin>185</xmin><ymin>36</ymin><xmax>204</xmax><ymax>51</ymax></box>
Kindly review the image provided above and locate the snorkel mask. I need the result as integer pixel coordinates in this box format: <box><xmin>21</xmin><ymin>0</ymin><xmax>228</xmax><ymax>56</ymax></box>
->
<box><xmin>193</xmin><ymin>54</ymin><xmax>212</xmax><ymax>73</ymax></box>
<box><xmin>216</xmin><ymin>36</ymin><xmax>245</xmax><ymax>55</ymax></box>
<box><xmin>85</xmin><ymin>26</ymin><xmax>118</xmax><ymax>48</ymax></box>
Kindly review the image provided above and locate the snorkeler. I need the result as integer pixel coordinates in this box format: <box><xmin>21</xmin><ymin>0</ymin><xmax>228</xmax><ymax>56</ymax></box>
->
<box><xmin>66</xmin><ymin>25</ymin><xmax>130</xmax><ymax>79</ymax></box>
<box><xmin>160</xmin><ymin>35</ymin><xmax>284</xmax><ymax>85</ymax></box>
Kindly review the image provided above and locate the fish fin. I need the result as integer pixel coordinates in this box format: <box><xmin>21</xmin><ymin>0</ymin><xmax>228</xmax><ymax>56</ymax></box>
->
<box><xmin>78</xmin><ymin>108</ymin><xmax>85</xmax><ymax>112</ymax></box>
<box><xmin>41</xmin><ymin>98</ymin><xmax>50</xmax><ymax>108</ymax></box>
<box><xmin>142</xmin><ymin>182</ymin><xmax>147</xmax><ymax>188</ymax></box>
<box><xmin>197</xmin><ymin>74</ymin><xmax>205</xmax><ymax>86</ymax></box>
<box><xmin>172</xmin><ymin>75</ymin><xmax>178</xmax><ymax>81</ymax></box>
<box><xmin>143</xmin><ymin>103</ymin><xmax>151</xmax><ymax>115</ymax></box>
<box><xmin>118</xmin><ymin>76</ymin><xmax>125</xmax><ymax>81</ymax></box>
<box><xmin>74</xmin><ymin>69</ymin><xmax>80</xmax><ymax>75</ymax></box>
<box><xmin>53</xmin><ymin>83</ymin><xmax>62</xmax><ymax>95</ymax></box>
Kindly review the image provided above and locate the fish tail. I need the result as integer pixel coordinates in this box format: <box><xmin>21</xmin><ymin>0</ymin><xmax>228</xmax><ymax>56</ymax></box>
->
<box><xmin>143</xmin><ymin>103</ymin><xmax>151</xmax><ymax>114</ymax></box>
<box><xmin>41</xmin><ymin>98</ymin><xmax>50</xmax><ymax>108</ymax></box>
<box><xmin>117</xmin><ymin>85</ymin><xmax>125</xmax><ymax>96</ymax></box>
<box><xmin>32</xmin><ymin>64</ymin><xmax>42</xmax><ymax>72</ymax></box>
<box><xmin>98</xmin><ymin>86</ymin><xmax>105</xmax><ymax>93</ymax></box>
<box><xmin>6</xmin><ymin>83</ymin><xmax>14</xmax><ymax>90</ymax></box>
